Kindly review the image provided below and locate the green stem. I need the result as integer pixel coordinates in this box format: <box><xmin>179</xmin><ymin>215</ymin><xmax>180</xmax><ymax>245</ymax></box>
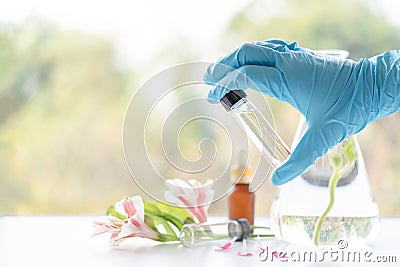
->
<box><xmin>312</xmin><ymin>164</ymin><xmax>341</xmax><ymax>245</ymax></box>
<box><xmin>162</xmin><ymin>213</ymin><xmax>184</xmax><ymax>230</ymax></box>
<box><xmin>249</xmin><ymin>225</ymin><xmax>274</xmax><ymax>238</ymax></box>
<box><xmin>249</xmin><ymin>233</ymin><xmax>275</xmax><ymax>238</ymax></box>
<box><xmin>250</xmin><ymin>225</ymin><xmax>270</xmax><ymax>230</ymax></box>
<box><xmin>312</xmin><ymin>150</ymin><xmax>355</xmax><ymax>245</ymax></box>
<box><xmin>158</xmin><ymin>233</ymin><xmax>180</xmax><ymax>242</ymax></box>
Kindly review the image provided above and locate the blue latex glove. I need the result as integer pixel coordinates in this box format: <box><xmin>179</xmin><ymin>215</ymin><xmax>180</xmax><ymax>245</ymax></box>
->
<box><xmin>205</xmin><ymin>39</ymin><xmax>400</xmax><ymax>185</ymax></box>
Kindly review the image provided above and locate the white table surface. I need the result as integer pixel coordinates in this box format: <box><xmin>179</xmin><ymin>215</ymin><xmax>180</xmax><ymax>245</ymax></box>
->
<box><xmin>1</xmin><ymin>216</ymin><xmax>400</xmax><ymax>267</ymax></box>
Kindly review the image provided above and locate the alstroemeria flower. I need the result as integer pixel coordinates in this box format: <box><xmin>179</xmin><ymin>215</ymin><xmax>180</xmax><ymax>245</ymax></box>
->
<box><xmin>93</xmin><ymin>196</ymin><xmax>160</xmax><ymax>246</ymax></box>
<box><xmin>92</xmin><ymin>216</ymin><xmax>124</xmax><ymax>240</ymax></box>
<box><xmin>164</xmin><ymin>179</ymin><xmax>214</xmax><ymax>223</ymax></box>
<box><xmin>111</xmin><ymin>196</ymin><xmax>159</xmax><ymax>245</ymax></box>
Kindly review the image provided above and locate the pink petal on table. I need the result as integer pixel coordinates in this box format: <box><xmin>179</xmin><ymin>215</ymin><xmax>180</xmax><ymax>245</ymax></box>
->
<box><xmin>215</xmin><ymin>242</ymin><xmax>233</xmax><ymax>250</ymax></box>
<box><xmin>237</xmin><ymin>251</ymin><xmax>253</xmax><ymax>257</ymax></box>
<box><xmin>272</xmin><ymin>251</ymin><xmax>288</xmax><ymax>259</ymax></box>
<box><xmin>257</xmin><ymin>246</ymin><xmax>267</xmax><ymax>252</ymax></box>
<box><xmin>236</xmin><ymin>239</ymin><xmax>253</xmax><ymax>256</ymax></box>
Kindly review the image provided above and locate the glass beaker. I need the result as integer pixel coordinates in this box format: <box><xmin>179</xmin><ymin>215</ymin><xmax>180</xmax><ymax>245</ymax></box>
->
<box><xmin>270</xmin><ymin>50</ymin><xmax>379</xmax><ymax>246</ymax></box>
<box><xmin>270</xmin><ymin>117</ymin><xmax>380</xmax><ymax>246</ymax></box>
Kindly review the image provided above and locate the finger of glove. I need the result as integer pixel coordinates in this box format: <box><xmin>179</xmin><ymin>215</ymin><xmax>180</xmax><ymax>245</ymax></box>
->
<box><xmin>254</xmin><ymin>39</ymin><xmax>321</xmax><ymax>57</ymax></box>
<box><xmin>251</xmin><ymin>39</ymin><xmax>305</xmax><ymax>52</ymax></box>
<box><xmin>207</xmin><ymin>65</ymin><xmax>285</xmax><ymax>103</ymax></box>
<box><xmin>204</xmin><ymin>43</ymin><xmax>283</xmax><ymax>85</ymax></box>
<box><xmin>270</xmin><ymin>127</ymin><xmax>335</xmax><ymax>186</ymax></box>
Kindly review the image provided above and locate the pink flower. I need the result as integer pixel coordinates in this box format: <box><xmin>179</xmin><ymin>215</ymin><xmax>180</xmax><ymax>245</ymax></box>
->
<box><xmin>164</xmin><ymin>179</ymin><xmax>214</xmax><ymax>223</ymax></box>
<box><xmin>93</xmin><ymin>196</ymin><xmax>159</xmax><ymax>246</ymax></box>
<box><xmin>112</xmin><ymin>196</ymin><xmax>159</xmax><ymax>245</ymax></box>
<box><xmin>92</xmin><ymin>216</ymin><xmax>125</xmax><ymax>240</ymax></box>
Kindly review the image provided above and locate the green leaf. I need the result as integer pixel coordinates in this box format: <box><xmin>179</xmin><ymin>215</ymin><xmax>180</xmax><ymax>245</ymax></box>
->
<box><xmin>151</xmin><ymin>214</ymin><xmax>178</xmax><ymax>237</ymax></box>
<box><xmin>328</xmin><ymin>155</ymin><xmax>342</xmax><ymax>169</ymax></box>
<box><xmin>155</xmin><ymin>202</ymin><xmax>195</xmax><ymax>227</ymax></box>
<box><xmin>144</xmin><ymin>214</ymin><xmax>179</xmax><ymax>242</ymax></box>
<box><xmin>343</xmin><ymin>138</ymin><xmax>358</xmax><ymax>163</ymax></box>
<box><xmin>143</xmin><ymin>201</ymin><xmax>163</xmax><ymax>217</ymax></box>
<box><xmin>144</xmin><ymin>214</ymin><xmax>158</xmax><ymax>232</ymax></box>
<box><xmin>144</xmin><ymin>200</ymin><xmax>195</xmax><ymax>233</ymax></box>
<box><xmin>144</xmin><ymin>201</ymin><xmax>180</xmax><ymax>237</ymax></box>
<box><xmin>184</xmin><ymin>217</ymin><xmax>196</xmax><ymax>225</ymax></box>
<box><xmin>106</xmin><ymin>204</ymin><xmax>127</xmax><ymax>220</ymax></box>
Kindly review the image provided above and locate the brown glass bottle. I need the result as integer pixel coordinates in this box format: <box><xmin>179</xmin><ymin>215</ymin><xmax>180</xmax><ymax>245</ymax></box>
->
<box><xmin>229</xmin><ymin>167</ymin><xmax>255</xmax><ymax>226</ymax></box>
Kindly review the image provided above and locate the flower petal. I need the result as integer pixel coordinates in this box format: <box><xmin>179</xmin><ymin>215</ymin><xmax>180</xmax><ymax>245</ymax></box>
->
<box><xmin>114</xmin><ymin>196</ymin><xmax>144</xmax><ymax>218</ymax></box>
<box><xmin>215</xmin><ymin>241</ymin><xmax>233</xmax><ymax>250</ymax></box>
<box><xmin>164</xmin><ymin>178</ymin><xmax>214</xmax><ymax>222</ymax></box>
<box><xmin>123</xmin><ymin>198</ymin><xmax>137</xmax><ymax>217</ymax></box>
<box><xmin>92</xmin><ymin>216</ymin><xmax>124</xmax><ymax>237</ymax></box>
<box><xmin>237</xmin><ymin>251</ymin><xmax>253</xmax><ymax>257</ymax></box>
<box><xmin>115</xmin><ymin>216</ymin><xmax>159</xmax><ymax>242</ymax></box>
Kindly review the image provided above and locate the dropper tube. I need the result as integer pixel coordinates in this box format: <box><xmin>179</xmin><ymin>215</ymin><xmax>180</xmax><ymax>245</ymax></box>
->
<box><xmin>221</xmin><ymin>90</ymin><xmax>291</xmax><ymax>169</ymax></box>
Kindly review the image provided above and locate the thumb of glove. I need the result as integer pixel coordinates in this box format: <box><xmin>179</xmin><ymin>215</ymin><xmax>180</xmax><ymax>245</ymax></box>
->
<box><xmin>271</xmin><ymin>126</ymin><xmax>334</xmax><ymax>185</ymax></box>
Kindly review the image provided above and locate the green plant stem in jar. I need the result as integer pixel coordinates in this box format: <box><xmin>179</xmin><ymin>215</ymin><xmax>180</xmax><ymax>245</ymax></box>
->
<box><xmin>313</xmin><ymin>139</ymin><xmax>358</xmax><ymax>245</ymax></box>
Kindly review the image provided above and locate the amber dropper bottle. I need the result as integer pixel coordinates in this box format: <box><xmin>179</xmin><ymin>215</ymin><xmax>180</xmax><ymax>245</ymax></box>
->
<box><xmin>228</xmin><ymin>150</ymin><xmax>255</xmax><ymax>226</ymax></box>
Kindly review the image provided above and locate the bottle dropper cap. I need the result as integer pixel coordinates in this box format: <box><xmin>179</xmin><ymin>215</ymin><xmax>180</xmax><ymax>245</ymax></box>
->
<box><xmin>220</xmin><ymin>90</ymin><xmax>247</xmax><ymax>111</ymax></box>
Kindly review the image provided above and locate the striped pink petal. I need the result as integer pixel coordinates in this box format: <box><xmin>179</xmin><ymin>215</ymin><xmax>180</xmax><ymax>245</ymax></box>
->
<box><xmin>164</xmin><ymin>178</ymin><xmax>214</xmax><ymax>223</ymax></box>
<box><xmin>114</xmin><ymin>196</ymin><xmax>144</xmax><ymax>218</ymax></box>
<box><xmin>123</xmin><ymin>197</ymin><xmax>137</xmax><ymax>217</ymax></box>
<box><xmin>92</xmin><ymin>216</ymin><xmax>124</xmax><ymax>237</ymax></box>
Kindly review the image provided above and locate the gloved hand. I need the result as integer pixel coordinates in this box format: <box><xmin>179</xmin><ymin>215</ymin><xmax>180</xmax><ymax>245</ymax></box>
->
<box><xmin>205</xmin><ymin>39</ymin><xmax>400</xmax><ymax>185</ymax></box>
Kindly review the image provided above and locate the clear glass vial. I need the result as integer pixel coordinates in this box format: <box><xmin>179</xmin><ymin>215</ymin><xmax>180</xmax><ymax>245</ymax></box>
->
<box><xmin>180</xmin><ymin>218</ymin><xmax>250</xmax><ymax>247</ymax></box>
<box><xmin>221</xmin><ymin>90</ymin><xmax>291</xmax><ymax>169</ymax></box>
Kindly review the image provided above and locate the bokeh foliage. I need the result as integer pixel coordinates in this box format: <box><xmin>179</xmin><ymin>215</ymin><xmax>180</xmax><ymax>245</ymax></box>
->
<box><xmin>227</xmin><ymin>0</ymin><xmax>400</xmax><ymax>59</ymax></box>
<box><xmin>1</xmin><ymin>0</ymin><xmax>399</xmax><ymax>215</ymax></box>
<box><xmin>0</xmin><ymin>19</ymin><xmax>136</xmax><ymax>213</ymax></box>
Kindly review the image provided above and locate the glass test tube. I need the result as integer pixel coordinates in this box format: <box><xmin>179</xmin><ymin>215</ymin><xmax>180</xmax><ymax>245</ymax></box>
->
<box><xmin>180</xmin><ymin>218</ymin><xmax>250</xmax><ymax>247</ymax></box>
<box><xmin>221</xmin><ymin>90</ymin><xmax>291</xmax><ymax>169</ymax></box>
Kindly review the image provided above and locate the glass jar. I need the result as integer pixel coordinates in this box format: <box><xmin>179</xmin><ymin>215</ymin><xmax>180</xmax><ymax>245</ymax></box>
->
<box><xmin>270</xmin><ymin>117</ymin><xmax>380</xmax><ymax>245</ymax></box>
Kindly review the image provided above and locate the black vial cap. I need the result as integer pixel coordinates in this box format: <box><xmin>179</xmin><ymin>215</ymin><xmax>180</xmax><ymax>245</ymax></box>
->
<box><xmin>220</xmin><ymin>90</ymin><xmax>247</xmax><ymax>111</ymax></box>
<box><xmin>228</xmin><ymin>218</ymin><xmax>251</xmax><ymax>241</ymax></box>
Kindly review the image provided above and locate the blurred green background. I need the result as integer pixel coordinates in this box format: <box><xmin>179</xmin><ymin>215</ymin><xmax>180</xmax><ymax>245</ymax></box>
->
<box><xmin>1</xmin><ymin>0</ymin><xmax>400</xmax><ymax>215</ymax></box>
